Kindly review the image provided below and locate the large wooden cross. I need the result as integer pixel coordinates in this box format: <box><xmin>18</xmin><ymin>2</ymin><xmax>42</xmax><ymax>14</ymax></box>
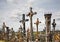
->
<box><xmin>34</xmin><ymin>18</ymin><xmax>41</xmax><ymax>39</ymax></box>
<box><xmin>27</xmin><ymin>7</ymin><xmax>37</xmax><ymax>41</ymax></box>
<box><xmin>20</xmin><ymin>14</ymin><xmax>29</xmax><ymax>36</ymax></box>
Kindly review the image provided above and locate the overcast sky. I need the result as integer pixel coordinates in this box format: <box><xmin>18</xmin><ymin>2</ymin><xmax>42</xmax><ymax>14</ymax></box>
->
<box><xmin>0</xmin><ymin>0</ymin><xmax>60</xmax><ymax>31</ymax></box>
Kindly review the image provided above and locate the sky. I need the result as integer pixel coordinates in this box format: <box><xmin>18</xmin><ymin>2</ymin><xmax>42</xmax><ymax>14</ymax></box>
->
<box><xmin>0</xmin><ymin>0</ymin><xmax>60</xmax><ymax>31</ymax></box>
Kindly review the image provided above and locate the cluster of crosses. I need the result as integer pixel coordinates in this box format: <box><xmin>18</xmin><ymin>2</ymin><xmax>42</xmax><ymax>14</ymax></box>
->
<box><xmin>0</xmin><ymin>7</ymin><xmax>57</xmax><ymax>42</ymax></box>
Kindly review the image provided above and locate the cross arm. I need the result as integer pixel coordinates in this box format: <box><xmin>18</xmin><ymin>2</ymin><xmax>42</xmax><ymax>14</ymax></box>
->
<box><xmin>20</xmin><ymin>19</ymin><xmax>29</xmax><ymax>22</ymax></box>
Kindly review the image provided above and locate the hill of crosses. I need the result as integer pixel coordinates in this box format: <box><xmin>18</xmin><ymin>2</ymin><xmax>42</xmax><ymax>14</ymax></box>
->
<box><xmin>0</xmin><ymin>7</ymin><xmax>60</xmax><ymax>42</ymax></box>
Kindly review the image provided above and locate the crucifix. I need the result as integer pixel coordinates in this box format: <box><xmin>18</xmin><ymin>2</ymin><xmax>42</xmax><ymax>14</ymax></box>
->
<box><xmin>20</xmin><ymin>14</ymin><xmax>29</xmax><ymax>36</ymax></box>
<box><xmin>52</xmin><ymin>19</ymin><xmax>56</xmax><ymax>42</ymax></box>
<box><xmin>27</xmin><ymin>7</ymin><xmax>37</xmax><ymax>41</ymax></box>
<box><xmin>34</xmin><ymin>18</ymin><xmax>41</xmax><ymax>39</ymax></box>
<box><xmin>52</xmin><ymin>19</ymin><xmax>56</xmax><ymax>31</ymax></box>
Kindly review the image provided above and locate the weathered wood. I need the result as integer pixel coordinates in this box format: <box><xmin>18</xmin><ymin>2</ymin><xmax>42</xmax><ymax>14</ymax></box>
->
<box><xmin>44</xmin><ymin>14</ymin><xmax>52</xmax><ymax>42</ymax></box>
<box><xmin>20</xmin><ymin>14</ymin><xmax>29</xmax><ymax>36</ymax></box>
<box><xmin>27</xmin><ymin>7</ymin><xmax>37</xmax><ymax>41</ymax></box>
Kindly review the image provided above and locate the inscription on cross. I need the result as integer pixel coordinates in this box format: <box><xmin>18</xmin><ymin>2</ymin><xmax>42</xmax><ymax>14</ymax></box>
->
<box><xmin>34</xmin><ymin>18</ymin><xmax>41</xmax><ymax>39</ymax></box>
<box><xmin>20</xmin><ymin>14</ymin><xmax>29</xmax><ymax>36</ymax></box>
<box><xmin>27</xmin><ymin>7</ymin><xmax>37</xmax><ymax>41</ymax></box>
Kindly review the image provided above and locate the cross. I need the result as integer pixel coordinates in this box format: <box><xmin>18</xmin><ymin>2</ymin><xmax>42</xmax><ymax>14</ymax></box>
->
<box><xmin>2</xmin><ymin>22</ymin><xmax>6</xmax><ymax>33</ymax></box>
<box><xmin>34</xmin><ymin>18</ymin><xmax>41</xmax><ymax>39</ymax></box>
<box><xmin>52</xmin><ymin>19</ymin><xmax>56</xmax><ymax>31</ymax></box>
<box><xmin>52</xmin><ymin>19</ymin><xmax>56</xmax><ymax>42</ymax></box>
<box><xmin>19</xmin><ymin>25</ymin><xmax>22</xmax><ymax>33</ymax></box>
<box><xmin>27</xmin><ymin>7</ymin><xmax>37</xmax><ymax>41</ymax></box>
<box><xmin>6</xmin><ymin>27</ymin><xmax>10</xmax><ymax>41</ymax></box>
<box><xmin>20</xmin><ymin>14</ymin><xmax>29</xmax><ymax>36</ymax></box>
<box><xmin>10</xmin><ymin>28</ymin><xmax>15</xmax><ymax>39</ymax></box>
<box><xmin>2</xmin><ymin>22</ymin><xmax>7</xmax><ymax>40</ymax></box>
<box><xmin>27</xmin><ymin>28</ymin><xmax>31</xmax><ymax>42</ymax></box>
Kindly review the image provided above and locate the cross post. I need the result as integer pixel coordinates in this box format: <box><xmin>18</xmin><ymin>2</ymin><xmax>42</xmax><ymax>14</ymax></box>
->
<box><xmin>34</xmin><ymin>18</ymin><xmax>41</xmax><ymax>39</ymax></box>
<box><xmin>6</xmin><ymin>27</ymin><xmax>9</xmax><ymax>42</ymax></box>
<box><xmin>20</xmin><ymin>14</ymin><xmax>29</xmax><ymax>36</ymax></box>
<box><xmin>27</xmin><ymin>7</ymin><xmax>37</xmax><ymax>41</ymax></box>
<box><xmin>52</xmin><ymin>19</ymin><xmax>56</xmax><ymax>42</ymax></box>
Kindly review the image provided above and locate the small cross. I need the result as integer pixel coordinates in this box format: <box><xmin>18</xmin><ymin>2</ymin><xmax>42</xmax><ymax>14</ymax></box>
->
<box><xmin>27</xmin><ymin>7</ymin><xmax>37</xmax><ymax>17</ymax></box>
<box><xmin>52</xmin><ymin>19</ymin><xmax>56</xmax><ymax>42</ymax></box>
<box><xmin>52</xmin><ymin>19</ymin><xmax>56</xmax><ymax>30</ymax></box>
<box><xmin>6</xmin><ymin>27</ymin><xmax>9</xmax><ymax>41</ymax></box>
<box><xmin>34</xmin><ymin>18</ymin><xmax>41</xmax><ymax>39</ymax></box>
<box><xmin>2</xmin><ymin>22</ymin><xmax>6</xmax><ymax>32</ymax></box>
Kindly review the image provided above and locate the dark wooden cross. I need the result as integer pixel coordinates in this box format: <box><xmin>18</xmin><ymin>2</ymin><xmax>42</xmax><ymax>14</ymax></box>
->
<box><xmin>34</xmin><ymin>18</ymin><xmax>41</xmax><ymax>39</ymax></box>
<box><xmin>27</xmin><ymin>7</ymin><xmax>37</xmax><ymax>41</ymax></box>
<box><xmin>52</xmin><ymin>19</ymin><xmax>56</xmax><ymax>31</ymax></box>
<box><xmin>20</xmin><ymin>14</ymin><xmax>29</xmax><ymax>36</ymax></box>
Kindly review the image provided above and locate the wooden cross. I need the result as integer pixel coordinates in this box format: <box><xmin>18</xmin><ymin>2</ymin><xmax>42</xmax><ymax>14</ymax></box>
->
<box><xmin>2</xmin><ymin>22</ymin><xmax>6</xmax><ymax>33</ymax></box>
<box><xmin>10</xmin><ymin>28</ymin><xmax>15</xmax><ymax>39</ymax></box>
<box><xmin>20</xmin><ymin>14</ymin><xmax>29</xmax><ymax>36</ymax></box>
<box><xmin>27</xmin><ymin>7</ymin><xmax>37</xmax><ymax>41</ymax></box>
<box><xmin>52</xmin><ymin>19</ymin><xmax>56</xmax><ymax>42</ymax></box>
<box><xmin>6</xmin><ymin>27</ymin><xmax>10</xmax><ymax>41</ymax></box>
<box><xmin>52</xmin><ymin>19</ymin><xmax>56</xmax><ymax>31</ymax></box>
<box><xmin>34</xmin><ymin>18</ymin><xmax>41</xmax><ymax>39</ymax></box>
<box><xmin>2</xmin><ymin>22</ymin><xmax>7</xmax><ymax>40</ymax></box>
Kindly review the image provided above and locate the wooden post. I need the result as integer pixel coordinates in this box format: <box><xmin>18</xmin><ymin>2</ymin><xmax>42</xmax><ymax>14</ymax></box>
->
<box><xmin>27</xmin><ymin>7</ymin><xmax>37</xmax><ymax>41</ymax></box>
<box><xmin>27</xmin><ymin>28</ymin><xmax>31</xmax><ymax>42</ymax></box>
<box><xmin>44</xmin><ymin>14</ymin><xmax>52</xmax><ymax>42</ymax></box>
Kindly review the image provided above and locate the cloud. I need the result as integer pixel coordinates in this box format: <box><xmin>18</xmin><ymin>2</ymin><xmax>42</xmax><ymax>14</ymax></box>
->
<box><xmin>0</xmin><ymin>0</ymin><xmax>60</xmax><ymax>31</ymax></box>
